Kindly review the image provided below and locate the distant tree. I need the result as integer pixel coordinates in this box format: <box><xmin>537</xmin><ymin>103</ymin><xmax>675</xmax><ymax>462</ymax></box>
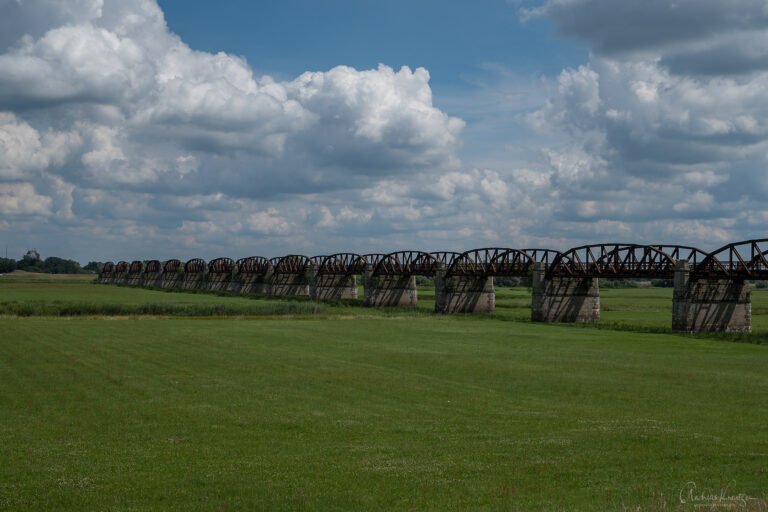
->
<box><xmin>41</xmin><ymin>257</ymin><xmax>83</xmax><ymax>274</ymax></box>
<box><xmin>0</xmin><ymin>258</ymin><xmax>16</xmax><ymax>273</ymax></box>
<box><xmin>15</xmin><ymin>258</ymin><xmax>42</xmax><ymax>272</ymax></box>
<box><xmin>83</xmin><ymin>261</ymin><xmax>102</xmax><ymax>273</ymax></box>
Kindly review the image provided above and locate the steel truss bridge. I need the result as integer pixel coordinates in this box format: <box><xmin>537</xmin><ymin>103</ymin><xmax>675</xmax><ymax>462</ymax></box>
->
<box><xmin>100</xmin><ymin>239</ymin><xmax>768</xmax><ymax>281</ymax></box>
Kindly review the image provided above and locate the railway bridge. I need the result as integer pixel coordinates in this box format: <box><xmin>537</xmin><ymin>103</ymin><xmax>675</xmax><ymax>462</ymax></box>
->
<box><xmin>97</xmin><ymin>238</ymin><xmax>768</xmax><ymax>333</ymax></box>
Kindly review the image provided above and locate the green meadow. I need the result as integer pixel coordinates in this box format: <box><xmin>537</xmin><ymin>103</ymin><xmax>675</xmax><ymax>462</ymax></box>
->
<box><xmin>0</xmin><ymin>273</ymin><xmax>766</xmax><ymax>511</ymax></box>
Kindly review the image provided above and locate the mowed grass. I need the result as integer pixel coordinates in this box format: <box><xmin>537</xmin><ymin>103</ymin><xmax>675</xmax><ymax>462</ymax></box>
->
<box><xmin>1</xmin><ymin>274</ymin><xmax>767</xmax><ymax>510</ymax></box>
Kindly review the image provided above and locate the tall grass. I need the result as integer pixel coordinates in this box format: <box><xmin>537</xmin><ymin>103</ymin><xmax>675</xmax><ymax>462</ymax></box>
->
<box><xmin>0</xmin><ymin>300</ymin><xmax>327</xmax><ymax>317</ymax></box>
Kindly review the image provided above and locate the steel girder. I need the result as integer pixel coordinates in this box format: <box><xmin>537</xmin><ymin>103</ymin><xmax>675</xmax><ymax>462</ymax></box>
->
<box><xmin>236</xmin><ymin>256</ymin><xmax>270</xmax><ymax>275</ymax></box>
<box><xmin>270</xmin><ymin>254</ymin><xmax>311</xmax><ymax>275</ymax></box>
<box><xmin>693</xmin><ymin>239</ymin><xmax>768</xmax><ymax>280</ymax></box>
<box><xmin>371</xmin><ymin>251</ymin><xmax>439</xmax><ymax>277</ymax></box>
<box><xmin>164</xmin><ymin>259</ymin><xmax>182</xmax><ymax>273</ymax></box>
<box><xmin>547</xmin><ymin>244</ymin><xmax>708</xmax><ymax>279</ymax></box>
<box><xmin>184</xmin><ymin>258</ymin><xmax>206</xmax><ymax>273</ymax></box>
<box><xmin>208</xmin><ymin>257</ymin><xmax>234</xmax><ymax>274</ymax></box>
<box><xmin>144</xmin><ymin>260</ymin><xmax>162</xmax><ymax>273</ymax></box>
<box><xmin>314</xmin><ymin>253</ymin><xmax>366</xmax><ymax>276</ymax></box>
<box><xmin>444</xmin><ymin>248</ymin><xmax>533</xmax><ymax>278</ymax></box>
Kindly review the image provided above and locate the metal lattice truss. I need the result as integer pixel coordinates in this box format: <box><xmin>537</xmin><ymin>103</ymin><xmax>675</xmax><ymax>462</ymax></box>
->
<box><xmin>236</xmin><ymin>256</ymin><xmax>270</xmax><ymax>275</ymax></box>
<box><xmin>444</xmin><ymin>248</ymin><xmax>532</xmax><ymax>278</ymax></box>
<box><xmin>99</xmin><ymin>239</ymin><xmax>768</xmax><ymax>281</ymax></box>
<box><xmin>371</xmin><ymin>251</ymin><xmax>439</xmax><ymax>277</ymax></box>
<box><xmin>694</xmin><ymin>239</ymin><xmax>768</xmax><ymax>279</ymax></box>
<box><xmin>270</xmin><ymin>254</ymin><xmax>311</xmax><ymax>275</ymax></box>
<box><xmin>163</xmin><ymin>259</ymin><xmax>182</xmax><ymax>273</ymax></box>
<box><xmin>314</xmin><ymin>253</ymin><xmax>366</xmax><ymax>276</ymax></box>
<box><xmin>144</xmin><ymin>260</ymin><xmax>162</xmax><ymax>273</ymax></box>
<box><xmin>184</xmin><ymin>258</ymin><xmax>206</xmax><ymax>274</ymax></box>
<box><xmin>208</xmin><ymin>257</ymin><xmax>234</xmax><ymax>274</ymax></box>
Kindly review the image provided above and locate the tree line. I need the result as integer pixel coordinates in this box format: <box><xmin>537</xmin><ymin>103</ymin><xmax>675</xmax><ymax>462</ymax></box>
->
<box><xmin>0</xmin><ymin>257</ymin><xmax>101</xmax><ymax>274</ymax></box>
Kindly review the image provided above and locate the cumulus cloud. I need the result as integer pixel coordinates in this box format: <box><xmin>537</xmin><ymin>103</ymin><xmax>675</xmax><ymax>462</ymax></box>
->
<box><xmin>520</xmin><ymin>0</ymin><xmax>768</xmax><ymax>243</ymax></box>
<box><xmin>0</xmin><ymin>0</ymin><xmax>473</xmax><ymax>260</ymax></box>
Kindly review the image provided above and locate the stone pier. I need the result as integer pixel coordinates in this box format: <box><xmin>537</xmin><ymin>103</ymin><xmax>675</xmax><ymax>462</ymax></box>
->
<box><xmin>98</xmin><ymin>271</ymin><xmax>113</xmax><ymax>284</ymax></box>
<box><xmin>310</xmin><ymin>273</ymin><xmax>358</xmax><ymax>300</ymax></box>
<box><xmin>125</xmin><ymin>262</ymin><xmax>144</xmax><ymax>286</ymax></box>
<box><xmin>114</xmin><ymin>264</ymin><xmax>129</xmax><ymax>285</ymax></box>
<box><xmin>364</xmin><ymin>274</ymin><xmax>418</xmax><ymax>307</ymax></box>
<box><xmin>672</xmin><ymin>261</ymin><xmax>751</xmax><ymax>333</ymax></box>
<box><xmin>181</xmin><ymin>272</ymin><xmax>206</xmax><ymax>290</ymax></box>
<box><xmin>236</xmin><ymin>273</ymin><xmax>270</xmax><ymax>295</ymax></box>
<box><xmin>434</xmin><ymin>273</ymin><xmax>495</xmax><ymax>313</ymax></box>
<box><xmin>269</xmin><ymin>273</ymin><xmax>310</xmax><ymax>297</ymax></box>
<box><xmin>205</xmin><ymin>273</ymin><xmax>232</xmax><ymax>292</ymax></box>
<box><xmin>143</xmin><ymin>271</ymin><xmax>163</xmax><ymax>288</ymax></box>
<box><xmin>160</xmin><ymin>272</ymin><xmax>181</xmax><ymax>289</ymax></box>
<box><xmin>531</xmin><ymin>263</ymin><xmax>600</xmax><ymax>323</ymax></box>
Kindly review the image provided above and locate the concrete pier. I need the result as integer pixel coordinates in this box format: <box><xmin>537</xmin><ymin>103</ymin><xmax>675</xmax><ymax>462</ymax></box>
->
<box><xmin>310</xmin><ymin>273</ymin><xmax>358</xmax><ymax>300</ymax></box>
<box><xmin>531</xmin><ymin>263</ymin><xmax>600</xmax><ymax>323</ymax></box>
<box><xmin>672</xmin><ymin>261</ymin><xmax>751</xmax><ymax>333</ymax></box>
<box><xmin>434</xmin><ymin>273</ymin><xmax>495</xmax><ymax>313</ymax></box>
<box><xmin>364</xmin><ymin>275</ymin><xmax>418</xmax><ymax>307</ymax></box>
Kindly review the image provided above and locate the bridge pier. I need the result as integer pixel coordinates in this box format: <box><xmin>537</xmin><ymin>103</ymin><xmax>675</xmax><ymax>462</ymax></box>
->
<box><xmin>143</xmin><ymin>271</ymin><xmax>163</xmax><ymax>288</ymax></box>
<box><xmin>531</xmin><ymin>263</ymin><xmax>600</xmax><ymax>323</ymax></box>
<box><xmin>672</xmin><ymin>261</ymin><xmax>751</xmax><ymax>333</ymax></box>
<box><xmin>434</xmin><ymin>273</ymin><xmax>494</xmax><ymax>313</ymax></box>
<box><xmin>310</xmin><ymin>273</ymin><xmax>358</xmax><ymax>300</ymax></box>
<box><xmin>126</xmin><ymin>273</ymin><xmax>143</xmax><ymax>286</ymax></box>
<box><xmin>269</xmin><ymin>273</ymin><xmax>310</xmax><ymax>297</ymax></box>
<box><xmin>114</xmin><ymin>265</ymin><xmax>128</xmax><ymax>285</ymax></box>
<box><xmin>181</xmin><ymin>272</ymin><xmax>205</xmax><ymax>290</ymax></box>
<box><xmin>160</xmin><ymin>273</ymin><xmax>181</xmax><ymax>289</ymax></box>
<box><xmin>237</xmin><ymin>274</ymin><xmax>270</xmax><ymax>295</ymax></box>
<box><xmin>364</xmin><ymin>274</ymin><xmax>417</xmax><ymax>307</ymax></box>
<box><xmin>205</xmin><ymin>273</ymin><xmax>232</xmax><ymax>292</ymax></box>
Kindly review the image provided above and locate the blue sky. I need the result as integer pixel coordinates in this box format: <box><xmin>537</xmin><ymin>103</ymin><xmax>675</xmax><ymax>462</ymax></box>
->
<box><xmin>158</xmin><ymin>0</ymin><xmax>585</xmax><ymax>84</ymax></box>
<box><xmin>1</xmin><ymin>0</ymin><xmax>767</xmax><ymax>263</ymax></box>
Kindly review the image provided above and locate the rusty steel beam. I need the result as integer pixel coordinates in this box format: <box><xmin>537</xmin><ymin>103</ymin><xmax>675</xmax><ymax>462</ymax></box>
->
<box><xmin>237</xmin><ymin>256</ymin><xmax>270</xmax><ymax>275</ymax></box>
<box><xmin>444</xmin><ymin>248</ymin><xmax>533</xmax><ymax>278</ymax></box>
<box><xmin>208</xmin><ymin>257</ymin><xmax>234</xmax><ymax>274</ymax></box>
<box><xmin>372</xmin><ymin>251</ymin><xmax>439</xmax><ymax>277</ymax></box>
<box><xmin>184</xmin><ymin>258</ymin><xmax>206</xmax><ymax>273</ymax></box>
<box><xmin>693</xmin><ymin>239</ymin><xmax>768</xmax><ymax>280</ymax></box>
<box><xmin>164</xmin><ymin>259</ymin><xmax>182</xmax><ymax>273</ymax></box>
<box><xmin>270</xmin><ymin>254</ymin><xmax>311</xmax><ymax>275</ymax></box>
<box><xmin>144</xmin><ymin>260</ymin><xmax>162</xmax><ymax>273</ymax></box>
<box><xmin>315</xmin><ymin>253</ymin><xmax>366</xmax><ymax>276</ymax></box>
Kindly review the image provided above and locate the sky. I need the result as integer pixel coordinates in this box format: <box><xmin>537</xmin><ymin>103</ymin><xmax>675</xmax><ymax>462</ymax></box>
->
<box><xmin>1</xmin><ymin>0</ymin><xmax>767</xmax><ymax>264</ymax></box>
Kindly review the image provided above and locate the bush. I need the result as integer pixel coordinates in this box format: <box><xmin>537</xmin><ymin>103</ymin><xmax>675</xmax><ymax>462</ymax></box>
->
<box><xmin>0</xmin><ymin>258</ymin><xmax>16</xmax><ymax>273</ymax></box>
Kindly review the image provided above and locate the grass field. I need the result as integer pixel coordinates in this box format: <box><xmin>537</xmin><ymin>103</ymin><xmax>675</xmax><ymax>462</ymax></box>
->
<box><xmin>1</xmin><ymin>273</ymin><xmax>767</xmax><ymax>510</ymax></box>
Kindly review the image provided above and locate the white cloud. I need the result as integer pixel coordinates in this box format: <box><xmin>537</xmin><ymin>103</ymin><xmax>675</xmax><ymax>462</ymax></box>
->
<box><xmin>247</xmin><ymin>209</ymin><xmax>292</xmax><ymax>236</ymax></box>
<box><xmin>0</xmin><ymin>182</ymin><xmax>52</xmax><ymax>216</ymax></box>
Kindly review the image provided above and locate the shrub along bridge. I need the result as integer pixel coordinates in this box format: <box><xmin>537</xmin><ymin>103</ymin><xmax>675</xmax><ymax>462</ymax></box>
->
<box><xmin>97</xmin><ymin>239</ymin><xmax>768</xmax><ymax>333</ymax></box>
